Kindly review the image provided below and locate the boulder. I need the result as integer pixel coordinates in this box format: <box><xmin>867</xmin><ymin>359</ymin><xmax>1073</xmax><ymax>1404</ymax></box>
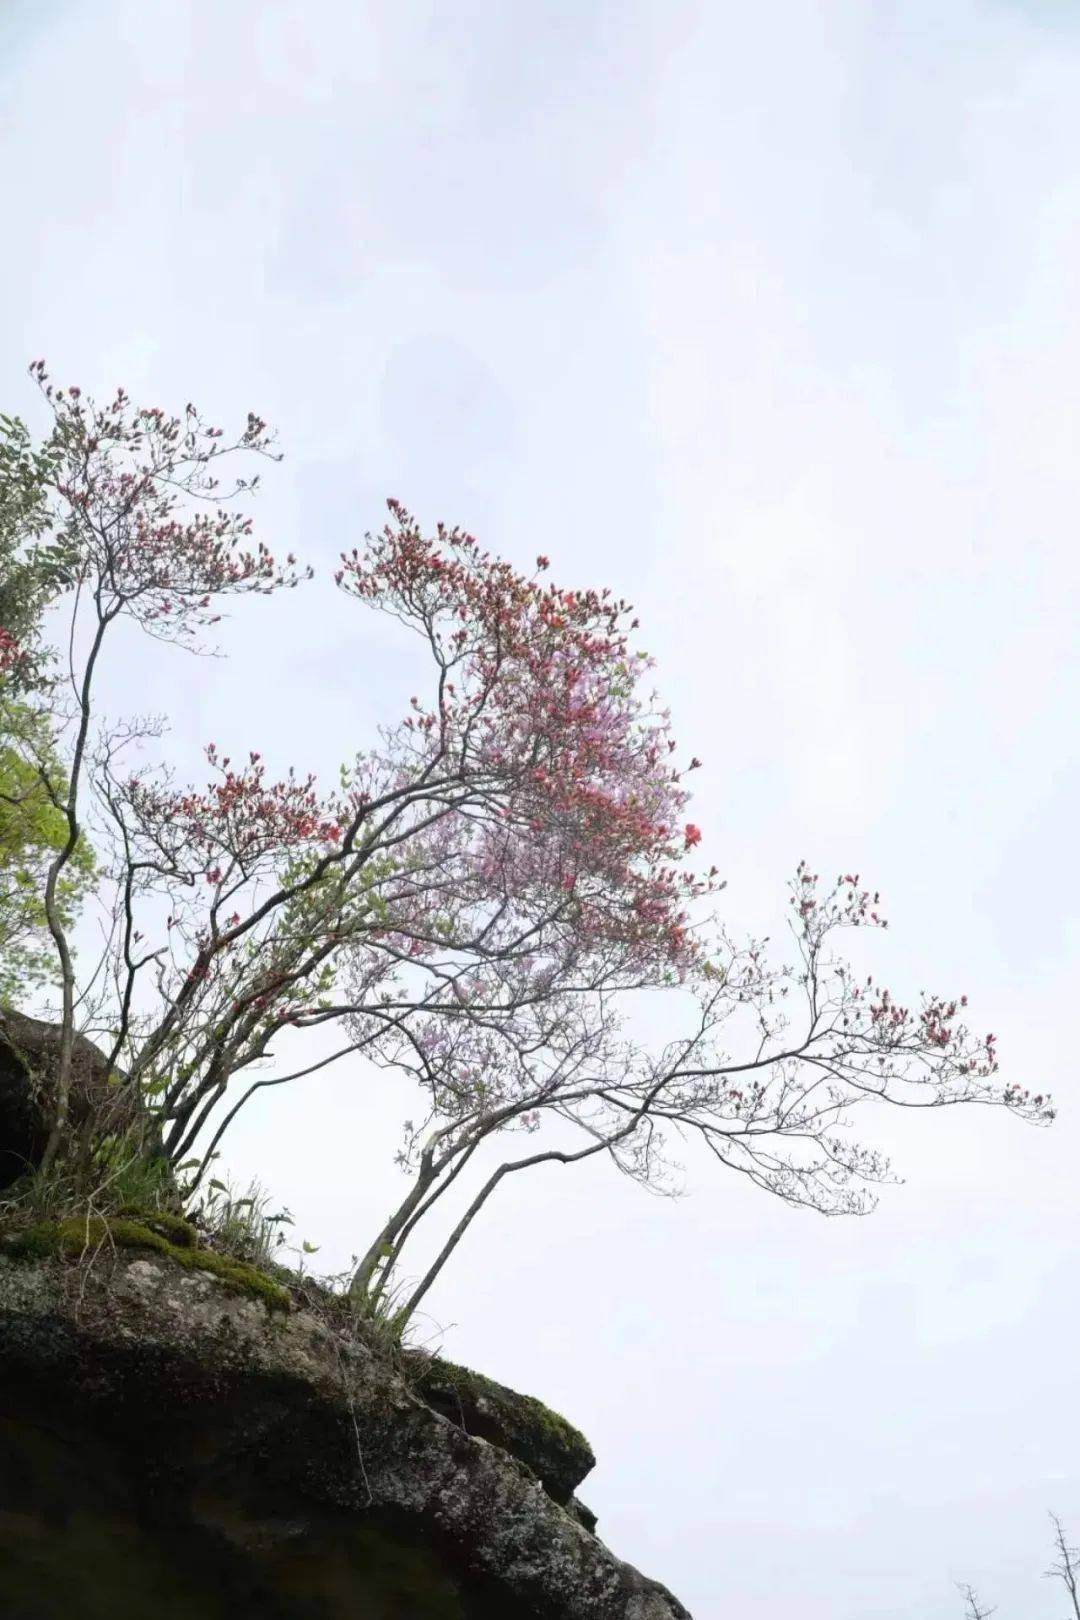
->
<box><xmin>0</xmin><ymin>1008</ymin><xmax>134</xmax><ymax>1188</ymax></box>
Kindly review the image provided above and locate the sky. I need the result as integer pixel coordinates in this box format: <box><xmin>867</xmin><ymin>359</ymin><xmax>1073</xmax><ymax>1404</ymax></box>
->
<box><xmin>2</xmin><ymin>2</ymin><xmax>1080</xmax><ymax>1615</ymax></box>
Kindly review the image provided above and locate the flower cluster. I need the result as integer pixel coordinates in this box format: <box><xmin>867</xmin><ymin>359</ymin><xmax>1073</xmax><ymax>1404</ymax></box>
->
<box><xmin>125</xmin><ymin>745</ymin><xmax>343</xmax><ymax>887</ymax></box>
<box><xmin>336</xmin><ymin>502</ymin><xmax>715</xmax><ymax>976</ymax></box>
<box><xmin>0</xmin><ymin>626</ymin><xmax>20</xmax><ymax>675</ymax></box>
<box><xmin>29</xmin><ymin>361</ymin><xmax>310</xmax><ymax>641</ymax></box>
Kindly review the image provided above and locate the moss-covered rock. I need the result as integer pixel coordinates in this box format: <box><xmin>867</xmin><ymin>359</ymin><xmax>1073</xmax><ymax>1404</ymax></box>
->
<box><xmin>119</xmin><ymin>1205</ymin><xmax>199</xmax><ymax>1247</ymax></box>
<box><xmin>0</xmin><ymin>1214</ymin><xmax>290</xmax><ymax>1310</ymax></box>
<box><xmin>409</xmin><ymin>1354</ymin><xmax>596</xmax><ymax>1505</ymax></box>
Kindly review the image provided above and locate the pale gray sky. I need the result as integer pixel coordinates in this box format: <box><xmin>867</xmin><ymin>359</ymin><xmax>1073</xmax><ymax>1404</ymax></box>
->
<box><xmin>3</xmin><ymin>3</ymin><xmax>1080</xmax><ymax>1615</ymax></box>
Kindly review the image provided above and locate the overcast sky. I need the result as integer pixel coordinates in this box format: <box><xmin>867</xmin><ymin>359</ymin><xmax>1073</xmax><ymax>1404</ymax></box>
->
<box><xmin>3</xmin><ymin>2</ymin><xmax>1080</xmax><ymax>1615</ymax></box>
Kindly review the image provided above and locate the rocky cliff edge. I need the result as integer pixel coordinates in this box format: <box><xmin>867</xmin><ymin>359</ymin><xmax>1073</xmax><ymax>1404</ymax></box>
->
<box><xmin>0</xmin><ymin>1242</ymin><xmax>692</xmax><ymax>1619</ymax></box>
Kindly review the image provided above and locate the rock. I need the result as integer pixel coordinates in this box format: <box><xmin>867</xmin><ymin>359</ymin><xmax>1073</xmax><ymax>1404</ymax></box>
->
<box><xmin>410</xmin><ymin>1353</ymin><xmax>597</xmax><ymax>1504</ymax></box>
<box><xmin>0</xmin><ymin>1008</ymin><xmax>135</xmax><ymax>1188</ymax></box>
<box><xmin>0</xmin><ymin>1247</ymin><xmax>693</xmax><ymax>1619</ymax></box>
<box><xmin>568</xmin><ymin>1495</ymin><xmax>600</xmax><ymax>1534</ymax></box>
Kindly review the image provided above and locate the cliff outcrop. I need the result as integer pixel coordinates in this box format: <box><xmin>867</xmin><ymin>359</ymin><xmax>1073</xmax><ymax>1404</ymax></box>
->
<box><xmin>0</xmin><ymin>1239</ymin><xmax>692</xmax><ymax>1618</ymax></box>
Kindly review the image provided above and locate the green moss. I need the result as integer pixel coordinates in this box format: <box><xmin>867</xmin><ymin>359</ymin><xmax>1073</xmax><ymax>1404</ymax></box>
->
<box><xmin>0</xmin><ymin>1216</ymin><xmax>290</xmax><ymax>1311</ymax></box>
<box><xmin>516</xmin><ymin>1389</ymin><xmax>589</xmax><ymax>1452</ymax></box>
<box><xmin>117</xmin><ymin>1206</ymin><xmax>198</xmax><ymax>1247</ymax></box>
<box><xmin>420</xmin><ymin>1356</ymin><xmax>591</xmax><ymax>1458</ymax></box>
<box><xmin>407</xmin><ymin>1353</ymin><xmax>595</xmax><ymax>1506</ymax></box>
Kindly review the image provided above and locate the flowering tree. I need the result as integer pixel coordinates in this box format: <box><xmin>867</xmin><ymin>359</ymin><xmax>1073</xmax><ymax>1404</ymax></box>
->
<box><xmin>0</xmin><ymin>365</ymin><xmax>1052</xmax><ymax>1323</ymax></box>
<box><xmin>0</xmin><ymin>364</ymin><xmax>303</xmax><ymax>1174</ymax></box>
